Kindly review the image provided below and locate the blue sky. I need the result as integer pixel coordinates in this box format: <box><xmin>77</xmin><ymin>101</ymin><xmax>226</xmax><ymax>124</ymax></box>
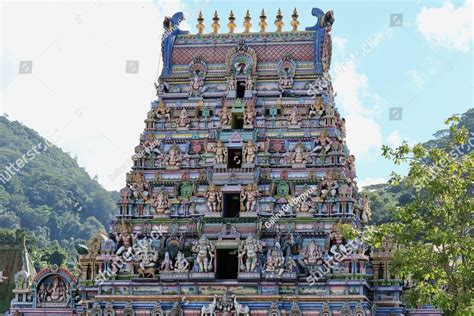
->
<box><xmin>1</xmin><ymin>0</ymin><xmax>472</xmax><ymax>190</ymax></box>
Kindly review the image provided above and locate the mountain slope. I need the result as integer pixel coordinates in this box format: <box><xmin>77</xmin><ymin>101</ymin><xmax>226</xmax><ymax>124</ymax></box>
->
<box><xmin>0</xmin><ymin>115</ymin><xmax>117</xmax><ymax>247</ymax></box>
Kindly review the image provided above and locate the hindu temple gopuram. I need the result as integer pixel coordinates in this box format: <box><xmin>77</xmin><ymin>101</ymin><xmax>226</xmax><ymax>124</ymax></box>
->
<box><xmin>7</xmin><ymin>7</ymin><xmax>443</xmax><ymax>316</ymax></box>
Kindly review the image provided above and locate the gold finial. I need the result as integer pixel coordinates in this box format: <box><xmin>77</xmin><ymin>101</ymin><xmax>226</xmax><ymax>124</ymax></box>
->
<box><xmin>212</xmin><ymin>11</ymin><xmax>220</xmax><ymax>34</ymax></box>
<box><xmin>243</xmin><ymin>10</ymin><xmax>252</xmax><ymax>33</ymax></box>
<box><xmin>259</xmin><ymin>9</ymin><xmax>267</xmax><ymax>32</ymax></box>
<box><xmin>228</xmin><ymin>10</ymin><xmax>236</xmax><ymax>34</ymax></box>
<box><xmin>274</xmin><ymin>8</ymin><xmax>284</xmax><ymax>32</ymax></box>
<box><xmin>291</xmin><ymin>8</ymin><xmax>299</xmax><ymax>32</ymax></box>
<box><xmin>197</xmin><ymin>11</ymin><xmax>204</xmax><ymax>35</ymax></box>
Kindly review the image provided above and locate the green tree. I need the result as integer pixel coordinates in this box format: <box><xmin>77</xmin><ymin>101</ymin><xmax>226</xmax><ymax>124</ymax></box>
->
<box><xmin>380</xmin><ymin>115</ymin><xmax>474</xmax><ymax>315</ymax></box>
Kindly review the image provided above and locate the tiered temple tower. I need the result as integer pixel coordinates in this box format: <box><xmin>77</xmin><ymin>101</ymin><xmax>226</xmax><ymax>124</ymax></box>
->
<box><xmin>8</xmin><ymin>7</ymin><xmax>417</xmax><ymax>316</ymax></box>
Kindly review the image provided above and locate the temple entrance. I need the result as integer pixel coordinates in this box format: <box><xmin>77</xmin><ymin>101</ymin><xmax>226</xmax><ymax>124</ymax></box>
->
<box><xmin>227</xmin><ymin>148</ymin><xmax>242</xmax><ymax>168</ymax></box>
<box><xmin>223</xmin><ymin>193</ymin><xmax>240</xmax><ymax>218</ymax></box>
<box><xmin>236</xmin><ymin>81</ymin><xmax>246</xmax><ymax>99</ymax></box>
<box><xmin>231</xmin><ymin>113</ymin><xmax>243</xmax><ymax>129</ymax></box>
<box><xmin>216</xmin><ymin>248</ymin><xmax>238</xmax><ymax>279</ymax></box>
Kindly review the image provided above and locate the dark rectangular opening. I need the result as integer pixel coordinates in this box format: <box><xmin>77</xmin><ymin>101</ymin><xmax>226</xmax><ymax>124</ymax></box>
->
<box><xmin>227</xmin><ymin>148</ymin><xmax>242</xmax><ymax>169</ymax></box>
<box><xmin>216</xmin><ymin>249</ymin><xmax>238</xmax><ymax>279</ymax></box>
<box><xmin>236</xmin><ymin>81</ymin><xmax>246</xmax><ymax>99</ymax></box>
<box><xmin>223</xmin><ymin>193</ymin><xmax>240</xmax><ymax>218</ymax></box>
<box><xmin>231</xmin><ymin>113</ymin><xmax>243</xmax><ymax>129</ymax></box>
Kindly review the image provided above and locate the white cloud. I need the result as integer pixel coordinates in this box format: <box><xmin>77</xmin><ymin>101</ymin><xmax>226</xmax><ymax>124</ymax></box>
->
<box><xmin>407</xmin><ymin>69</ymin><xmax>425</xmax><ymax>88</ymax></box>
<box><xmin>333</xmin><ymin>63</ymin><xmax>383</xmax><ymax>158</ymax></box>
<box><xmin>358</xmin><ymin>177</ymin><xmax>387</xmax><ymax>189</ymax></box>
<box><xmin>417</xmin><ymin>0</ymin><xmax>473</xmax><ymax>52</ymax></box>
<box><xmin>386</xmin><ymin>130</ymin><xmax>403</xmax><ymax>147</ymax></box>
<box><xmin>2</xmin><ymin>1</ymin><xmax>185</xmax><ymax>191</ymax></box>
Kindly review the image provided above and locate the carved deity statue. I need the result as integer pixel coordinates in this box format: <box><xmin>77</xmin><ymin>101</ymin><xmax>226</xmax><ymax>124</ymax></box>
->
<box><xmin>238</xmin><ymin>235</ymin><xmax>264</xmax><ymax>272</ymax></box>
<box><xmin>265</xmin><ymin>243</ymin><xmax>285</xmax><ymax>272</ymax></box>
<box><xmin>220</xmin><ymin>103</ymin><xmax>232</xmax><ymax>127</ymax></box>
<box><xmin>37</xmin><ymin>277</ymin><xmax>70</xmax><ymax>303</ymax></box>
<box><xmin>160</xmin><ymin>252</ymin><xmax>173</xmax><ymax>271</ymax></box>
<box><xmin>156</xmin><ymin>100</ymin><xmax>171</xmax><ymax>121</ymax></box>
<box><xmin>174</xmin><ymin>251</ymin><xmax>189</xmax><ymax>272</ymax></box>
<box><xmin>177</xmin><ymin>108</ymin><xmax>190</xmax><ymax>128</ymax></box>
<box><xmin>243</xmin><ymin>103</ymin><xmax>256</xmax><ymax>126</ymax></box>
<box><xmin>240</xmin><ymin>183</ymin><xmax>259</xmax><ymax>212</ymax></box>
<box><xmin>298</xmin><ymin>196</ymin><xmax>314</xmax><ymax>213</ymax></box>
<box><xmin>286</xmin><ymin>142</ymin><xmax>308</xmax><ymax>164</ymax></box>
<box><xmin>243</xmin><ymin>140</ymin><xmax>258</xmax><ymax>164</ymax></box>
<box><xmin>319</xmin><ymin>171</ymin><xmax>338</xmax><ymax>200</ymax></box>
<box><xmin>192</xmin><ymin>236</ymin><xmax>215</xmax><ymax>272</ymax></box>
<box><xmin>150</xmin><ymin>188</ymin><xmax>170</xmax><ymax>214</ymax></box>
<box><xmin>205</xmin><ymin>183</ymin><xmax>222</xmax><ymax>212</ymax></box>
<box><xmin>245</xmin><ymin>74</ymin><xmax>254</xmax><ymax>90</ymax></box>
<box><xmin>165</xmin><ymin>143</ymin><xmax>182</xmax><ymax>167</ymax></box>
<box><xmin>135</xmin><ymin>238</ymin><xmax>159</xmax><ymax>278</ymax></box>
<box><xmin>311</xmin><ymin>130</ymin><xmax>332</xmax><ymax>155</ymax></box>
<box><xmin>302</xmin><ymin>240</ymin><xmax>323</xmax><ymax>265</ymax></box>
<box><xmin>309</xmin><ymin>98</ymin><xmax>325</xmax><ymax>118</ymax></box>
<box><xmin>227</xmin><ymin>74</ymin><xmax>237</xmax><ymax>91</ymax></box>
<box><xmin>215</xmin><ymin>141</ymin><xmax>227</xmax><ymax>164</ymax></box>
<box><xmin>287</xmin><ymin>106</ymin><xmax>301</xmax><ymax>126</ymax></box>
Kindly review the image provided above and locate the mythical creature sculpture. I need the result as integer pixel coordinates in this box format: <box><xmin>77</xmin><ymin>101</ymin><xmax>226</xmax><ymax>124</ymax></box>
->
<box><xmin>201</xmin><ymin>295</ymin><xmax>217</xmax><ymax>316</ymax></box>
<box><xmin>205</xmin><ymin>183</ymin><xmax>222</xmax><ymax>212</ymax></box>
<box><xmin>238</xmin><ymin>235</ymin><xmax>264</xmax><ymax>272</ymax></box>
<box><xmin>240</xmin><ymin>183</ymin><xmax>259</xmax><ymax>212</ymax></box>
<box><xmin>161</xmin><ymin>12</ymin><xmax>188</xmax><ymax>76</ymax></box>
<box><xmin>243</xmin><ymin>140</ymin><xmax>258</xmax><ymax>164</ymax></box>
<box><xmin>192</xmin><ymin>236</ymin><xmax>215</xmax><ymax>272</ymax></box>
<box><xmin>233</xmin><ymin>296</ymin><xmax>250</xmax><ymax>316</ymax></box>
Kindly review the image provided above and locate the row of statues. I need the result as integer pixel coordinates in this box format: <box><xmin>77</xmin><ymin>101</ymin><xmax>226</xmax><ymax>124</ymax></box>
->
<box><xmin>121</xmin><ymin>169</ymin><xmax>364</xmax><ymax>216</ymax></box>
<box><xmin>148</xmin><ymin>98</ymin><xmax>340</xmax><ymax>128</ymax></box>
<box><xmin>134</xmin><ymin>136</ymin><xmax>348</xmax><ymax>169</ymax></box>
<box><xmin>107</xmin><ymin>232</ymin><xmax>356</xmax><ymax>278</ymax></box>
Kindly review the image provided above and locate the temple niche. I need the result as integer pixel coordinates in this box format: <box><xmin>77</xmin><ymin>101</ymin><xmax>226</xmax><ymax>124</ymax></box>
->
<box><xmin>9</xmin><ymin>7</ymin><xmax>426</xmax><ymax>316</ymax></box>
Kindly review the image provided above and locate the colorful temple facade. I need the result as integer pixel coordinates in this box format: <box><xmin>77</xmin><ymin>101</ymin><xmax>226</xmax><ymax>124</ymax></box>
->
<box><xmin>7</xmin><ymin>7</ymin><xmax>443</xmax><ymax>316</ymax></box>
